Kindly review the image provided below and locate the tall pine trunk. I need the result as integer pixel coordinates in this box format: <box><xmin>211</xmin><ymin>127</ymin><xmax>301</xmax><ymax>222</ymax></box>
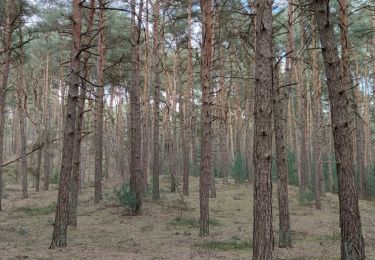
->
<box><xmin>69</xmin><ymin>0</ymin><xmax>96</xmax><ymax>226</ymax></box>
<box><xmin>252</xmin><ymin>0</ymin><xmax>273</xmax><ymax>257</ymax></box>
<box><xmin>94</xmin><ymin>0</ymin><xmax>106</xmax><ymax>203</ymax></box>
<box><xmin>129</xmin><ymin>0</ymin><xmax>144</xmax><ymax>215</ymax></box>
<box><xmin>314</xmin><ymin>0</ymin><xmax>365</xmax><ymax>258</ymax></box>
<box><xmin>274</xmin><ymin>62</ymin><xmax>292</xmax><ymax>247</ymax></box>
<box><xmin>0</xmin><ymin>0</ymin><xmax>15</xmax><ymax>211</ymax></box>
<box><xmin>152</xmin><ymin>0</ymin><xmax>161</xmax><ymax>201</ymax></box>
<box><xmin>199</xmin><ymin>0</ymin><xmax>213</xmax><ymax>237</ymax></box>
<box><xmin>17</xmin><ymin>37</ymin><xmax>28</xmax><ymax>199</ymax></box>
<box><xmin>50</xmin><ymin>0</ymin><xmax>82</xmax><ymax>248</ymax></box>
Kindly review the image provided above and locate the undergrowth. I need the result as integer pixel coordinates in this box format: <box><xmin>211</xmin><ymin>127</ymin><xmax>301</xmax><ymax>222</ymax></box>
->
<box><xmin>195</xmin><ymin>237</ymin><xmax>252</xmax><ymax>251</ymax></box>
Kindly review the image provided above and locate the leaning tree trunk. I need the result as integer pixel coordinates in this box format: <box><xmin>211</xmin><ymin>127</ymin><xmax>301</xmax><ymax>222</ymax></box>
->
<box><xmin>50</xmin><ymin>0</ymin><xmax>82</xmax><ymax>248</ymax></box>
<box><xmin>314</xmin><ymin>0</ymin><xmax>365</xmax><ymax>258</ymax></box>
<box><xmin>252</xmin><ymin>0</ymin><xmax>273</xmax><ymax>258</ymax></box>
<box><xmin>199</xmin><ymin>0</ymin><xmax>213</xmax><ymax>237</ymax></box>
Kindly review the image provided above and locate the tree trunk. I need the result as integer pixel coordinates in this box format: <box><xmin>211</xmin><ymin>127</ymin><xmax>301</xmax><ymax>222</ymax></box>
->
<box><xmin>94</xmin><ymin>0</ymin><xmax>106</xmax><ymax>204</ymax></box>
<box><xmin>50</xmin><ymin>0</ymin><xmax>82</xmax><ymax>248</ymax></box>
<box><xmin>199</xmin><ymin>0</ymin><xmax>213</xmax><ymax>237</ymax></box>
<box><xmin>43</xmin><ymin>52</ymin><xmax>51</xmax><ymax>191</ymax></box>
<box><xmin>314</xmin><ymin>0</ymin><xmax>365</xmax><ymax>258</ymax></box>
<box><xmin>311</xmin><ymin>13</ymin><xmax>324</xmax><ymax>209</ymax></box>
<box><xmin>274</xmin><ymin>23</ymin><xmax>292</xmax><ymax>248</ymax></box>
<box><xmin>252</xmin><ymin>0</ymin><xmax>273</xmax><ymax>258</ymax></box>
<box><xmin>17</xmin><ymin>38</ymin><xmax>28</xmax><ymax>199</ymax></box>
<box><xmin>69</xmin><ymin>0</ymin><xmax>96</xmax><ymax>226</ymax></box>
<box><xmin>298</xmin><ymin>17</ymin><xmax>310</xmax><ymax>192</ymax></box>
<box><xmin>0</xmin><ymin>0</ymin><xmax>15</xmax><ymax>211</ymax></box>
<box><xmin>152</xmin><ymin>0</ymin><xmax>161</xmax><ymax>201</ymax></box>
<box><xmin>129</xmin><ymin>0</ymin><xmax>144</xmax><ymax>215</ymax></box>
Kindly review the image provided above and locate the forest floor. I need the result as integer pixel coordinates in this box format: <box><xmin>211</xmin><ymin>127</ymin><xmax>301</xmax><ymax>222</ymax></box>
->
<box><xmin>1</xmin><ymin>176</ymin><xmax>375</xmax><ymax>260</ymax></box>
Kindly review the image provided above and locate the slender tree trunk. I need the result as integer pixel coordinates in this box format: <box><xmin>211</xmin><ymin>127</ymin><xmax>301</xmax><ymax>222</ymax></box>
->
<box><xmin>315</xmin><ymin>0</ymin><xmax>365</xmax><ymax>258</ymax></box>
<box><xmin>152</xmin><ymin>0</ymin><xmax>161</xmax><ymax>201</ymax></box>
<box><xmin>14</xmin><ymin>98</ymin><xmax>20</xmax><ymax>184</ymax></box>
<box><xmin>274</xmin><ymin>73</ymin><xmax>292</xmax><ymax>247</ymax></box>
<box><xmin>311</xmin><ymin>13</ymin><xmax>324</xmax><ymax>209</ymax></box>
<box><xmin>181</xmin><ymin>69</ymin><xmax>190</xmax><ymax>195</ymax></box>
<box><xmin>17</xmin><ymin>39</ymin><xmax>28</xmax><ymax>199</ymax></box>
<box><xmin>0</xmin><ymin>0</ymin><xmax>15</xmax><ymax>211</ymax></box>
<box><xmin>355</xmin><ymin>89</ymin><xmax>366</xmax><ymax>199</ymax></box>
<box><xmin>43</xmin><ymin>52</ymin><xmax>51</xmax><ymax>191</ymax></box>
<box><xmin>170</xmin><ymin>54</ymin><xmax>178</xmax><ymax>193</ymax></box>
<box><xmin>274</xmin><ymin>31</ymin><xmax>292</xmax><ymax>249</ymax></box>
<box><xmin>187</xmin><ymin>0</ymin><xmax>197</xmax><ymax>177</ymax></box>
<box><xmin>199</xmin><ymin>0</ymin><xmax>213</xmax><ymax>237</ymax></box>
<box><xmin>50</xmin><ymin>0</ymin><xmax>82</xmax><ymax>248</ymax></box>
<box><xmin>298</xmin><ymin>17</ymin><xmax>310</xmax><ymax>192</ymax></box>
<box><xmin>326</xmin><ymin>124</ymin><xmax>335</xmax><ymax>193</ymax></box>
<box><xmin>252</xmin><ymin>0</ymin><xmax>273</xmax><ymax>258</ymax></box>
<box><xmin>94</xmin><ymin>0</ymin><xmax>106</xmax><ymax>203</ymax></box>
<box><xmin>36</xmin><ymin>148</ymin><xmax>42</xmax><ymax>191</ymax></box>
<box><xmin>129</xmin><ymin>0</ymin><xmax>144</xmax><ymax>215</ymax></box>
<box><xmin>69</xmin><ymin>0</ymin><xmax>96</xmax><ymax>226</ymax></box>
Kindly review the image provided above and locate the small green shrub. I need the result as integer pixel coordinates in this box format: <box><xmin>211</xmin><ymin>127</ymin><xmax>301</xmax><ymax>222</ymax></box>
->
<box><xmin>298</xmin><ymin>190</ymin><xmax>315</xmax><ymax>205</ymax></box>
<box><xmin>195</xmin><ymin>239</ymin><xmax>252</xmax><ymax>251</ymax></box>
<box><xmin>115</xmin><ymin>183</ymin><xmax>137</xmax><ymax>212</ymax></box>
<box><xmin>17</xmin><ymin>203</ymin><xmax>55</xmax><ymax>216</ymax></box>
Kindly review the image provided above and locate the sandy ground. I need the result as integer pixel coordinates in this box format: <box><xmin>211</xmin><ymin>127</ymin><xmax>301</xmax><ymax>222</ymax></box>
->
<box><xmin>0</xmin><ymin>176</ymin><xmax>375</xmax><ymax>260</ymax></box>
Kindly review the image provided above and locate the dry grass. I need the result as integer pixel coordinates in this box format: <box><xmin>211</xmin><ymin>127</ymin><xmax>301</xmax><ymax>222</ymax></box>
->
<box><xmin>0</xmin><ymin>176</ymin><xmax>375</xmax><ymax>259</ymax></box>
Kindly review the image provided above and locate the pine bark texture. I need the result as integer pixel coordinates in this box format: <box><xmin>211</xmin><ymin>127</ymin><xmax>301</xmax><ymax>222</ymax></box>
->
<box><xmin>252</xmin><ymin>0</ymin><xmax>274</xmax><ymax>258</ymax></box>
<box><xmin>311</xmin><ymin>13</ymin><xmax>324</xmax><ymax>209</ymax></box>
<box><xmin>17</xmin><ymin>43</ymin><xmax>28</xmax><ymax>199</ymax></box>
<box><xmin>94</xmin><ymin>0</ymin><xmax>105</xmax><ymax>204</ymax></box>
<box><xmin>152</xmin><ymin>0</ymin><xmax>161</xmax><ymax>201</ymax></box>
<box><xmin>69</xmin><ymin>0</ymin><xmax>96</xmax><ymax>226</ymax></box>
<box><xmin>199</xmin><ymin>0</ymin><xmax>213</xmax><ymax>237</ymax></box>
<box><xmin>129</xmin><ymin>0</ymin><xmax>144</xmax><ymax>215</ymax></box>
<box><xmin>0</xmin><ymin>0</ymin><xmax>15</xmax><ymax>211</ymax></box>
<box><xmin>50</xmin><ymin>0</ymin><xmax>82</xmax><ymax>248</ymax></box>
<box><xmin>273</xmin><ymin>63</ymin><xmax>292</xmax><ymax>248</ymax></box>
<box><xmin>314</xmin><ymin>0</ymin><xmax>365</xmax><ymax>258</ymax></box>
